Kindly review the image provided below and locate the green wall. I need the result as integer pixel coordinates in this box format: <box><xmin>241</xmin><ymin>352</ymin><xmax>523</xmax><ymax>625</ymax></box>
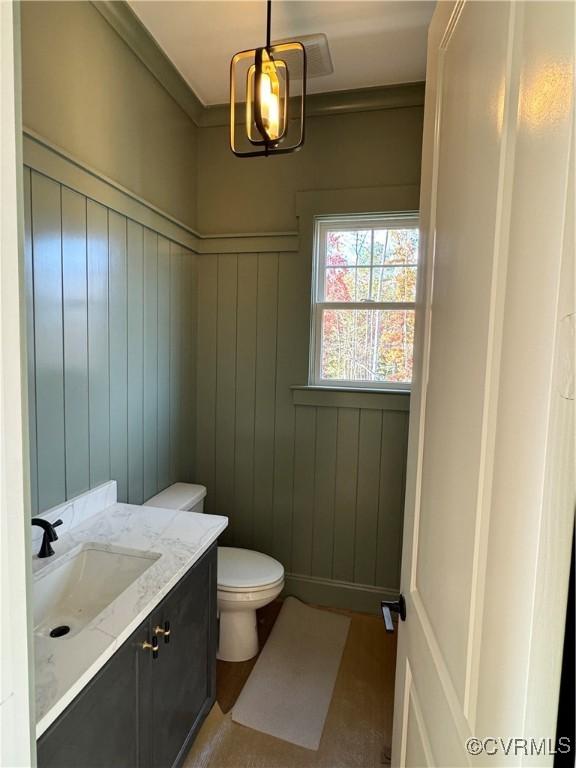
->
<box><xmin>20</xmin><ymin>1</ymin><xmax>198</xmax><ymax>229</ymax></box>
<box><xmin>194</xmin><ymin>107</ymin><xmax>423</xmax><ymax>606</ymax></box>
<box><xmin>197</xmin><ymin>107</ymin><xmax>424</xmax><ymax>234</ymax></box>
<box><xmin>196</xmin><ymin>250</ymin><xmax>410</xmax><ymax>607</ymax></box>
<box><xmin>24</xmin><ymin>167</ymin><xmax>196</xmax><ymax>515</ymax></box>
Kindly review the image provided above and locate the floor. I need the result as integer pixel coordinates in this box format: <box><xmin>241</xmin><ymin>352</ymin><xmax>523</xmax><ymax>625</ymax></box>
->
<box><xmin>184</xmin><ymin>601</ymin><xmax>397</xmax><ymax>768</ymax></box>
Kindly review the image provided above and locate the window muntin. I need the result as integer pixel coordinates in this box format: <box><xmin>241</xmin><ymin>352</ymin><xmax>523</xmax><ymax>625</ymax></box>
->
<box><xmin>311</xmin><ymin>215</ymin><xmax>419</xmax><ymax>388</ymax></box>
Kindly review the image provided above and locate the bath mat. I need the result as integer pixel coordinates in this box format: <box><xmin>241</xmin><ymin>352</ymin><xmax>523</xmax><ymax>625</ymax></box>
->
<box><xmin>231</xmin><ymin>597</ymin><xmax>350</xmax><ymax>750</ymax></box>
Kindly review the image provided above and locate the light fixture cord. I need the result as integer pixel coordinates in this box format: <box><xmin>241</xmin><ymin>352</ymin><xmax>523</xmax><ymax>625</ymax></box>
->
<box><xmin>266</xmin><ymin>0</ymin><xmax>271</xmax><ymax>49</ymax></box>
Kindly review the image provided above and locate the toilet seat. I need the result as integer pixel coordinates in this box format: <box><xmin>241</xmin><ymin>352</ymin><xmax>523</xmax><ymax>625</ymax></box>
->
<box><xmin>218</xmin><ymin>576</ymin><xmax>285</xmax><ymax>596</ymax></box>
<box><xmin>217</xmin><ymin>547</ymin><xmax>284</xmax><ymax>592</ymax></box>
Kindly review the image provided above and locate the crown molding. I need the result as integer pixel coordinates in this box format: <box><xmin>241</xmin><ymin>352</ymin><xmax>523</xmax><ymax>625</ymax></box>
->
<box><xmin>201</xmin><ymin>81</ymin><xmax>425</xmax><ymax>127</ymax></box>
<box><xmin>91</xmin><ymin>0</ymin><xmax>205</xmax><ymax>125</ymax></box>
<box><xmin>91</xmin><ymin>1</ymin><xmax>425</xmax><ymax>130</ymax></box>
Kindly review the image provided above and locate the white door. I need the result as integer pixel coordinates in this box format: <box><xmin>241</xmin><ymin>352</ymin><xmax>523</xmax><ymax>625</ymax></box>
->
<box><xmin>1</xmin><ymin>2</ymin><xmax>36</xmax><ymax>766</ymax></box>
<box><xmin>392</xmin><ymin>2</ymin><xmax>574</xmax><ymax>766</ymax></box>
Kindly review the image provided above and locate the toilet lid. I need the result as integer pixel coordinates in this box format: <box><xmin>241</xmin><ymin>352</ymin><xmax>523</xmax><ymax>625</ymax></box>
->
<box><xmin>218</xmin><ymin>547</ymin><xmax>284</xmax><ymax>589</ymax></box>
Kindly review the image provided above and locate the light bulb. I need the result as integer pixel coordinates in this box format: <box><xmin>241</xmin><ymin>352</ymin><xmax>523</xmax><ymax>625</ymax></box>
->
<box><xmin>259</xmin><ymin>72</ymin><xmax>280</xmax><ymax>139</ymax></box>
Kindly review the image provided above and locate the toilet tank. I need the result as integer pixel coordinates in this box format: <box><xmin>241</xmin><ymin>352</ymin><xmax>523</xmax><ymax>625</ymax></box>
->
<box><xmin>143</xmin><ymin>483</ymin><xmax>207</xmax><ymax>514</ymax></box>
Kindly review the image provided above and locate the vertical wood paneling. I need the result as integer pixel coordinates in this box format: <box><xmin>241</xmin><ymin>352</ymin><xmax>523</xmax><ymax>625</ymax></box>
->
<box><xmin>376</xmin><ymin>411</ymin><xmax>409</xmax><ymax>588</ymax></box>
<box><xmin>333</xmin><ymin>408</ymin><xmax>361</xmax><ymax>582</ymax></box>
<box><xmin>354</xmin><ymin>409</ymin><xmax>383</xmax><ymax>585</ymax></box>
<box><xmin>143</xmin><ymin>229</ymin><xmax>158</xmax><ymax>500</ymax></box>
<box><xmin>31</xmin><ymin>172</ymin><xmax>65</xmax><ymax>510</ymax></box>
<box><xmin>169</xmin><ymin>243</ymin><xmax>182</xmax><ymax>484</ymax></box>
<box><xmin>234</xmin><ymin>253</ymin><xmax>258</xmax><ymax>548</ymax></box>
<box><xmin>108</xmin><ymin>211</ymin><xmax>128</xmax><ymax>502</ymax></box>
<box><xmin>215</xmin><ymin>253</ymin><xmax>238</xmax><ymax>541</ymax></box>
<box><xmin>25</xmin><ymin>171</ymin><xmax>408</xmax><ymax>602</ymax></box>
<box><xmin>87</xmin><ymin>200</ymin><xmax>110</xmax><ymax>487</ymax></box>
<box><xmin>291</xmin><ymin>405</ymin><xmax>317</xmax><ymax>575</ymax></box>
<box><xmin>311</xmin><ymin>406</ymin><xmax>338</xmax><ymax>578</ymax></box>
<box><xmin>62</xmin><ymin>188</ymin><xmax>89</xmax><ymax>498</ymax></box>
<box><xmin>272</xmin><ymin>252</ymin><xmax>308</xmax><ymax>568</ymax></box>
<box><xmin>194</xmin><ymin>249</ymin><xmax>409</xmax><ymax>597</ymax></box>
<box><xmin>26</xmin><ymin>172</ymin><xmax>197</xmax><ymax>515</ymax></box>
<box><xmin>196</xmin><ymin>255</ymin><xmax>218</xmax><ymax>513</ymax></box>
<box><xmin>252</xmin><ymin>253</ymin><xmax>279</xmax><ymax>554</ymax></box>
<box><xmin>127</xmin><ymin>221</ymin><xmax>144</xmax><ymax>504</ymax></box>
<box><xmin>23</xmin><ymin>168</ymin><xmax>38</xmax><ymax>515</ymax></box>
<box><xmin>157</xmin><ymin>236</ymin><xmax>171</xmax><ymax>490</ymax></box>
<box><xmin>180</xmin><ymin>248</ymin><xmax>196</xmax><ymax>482</ymax></box>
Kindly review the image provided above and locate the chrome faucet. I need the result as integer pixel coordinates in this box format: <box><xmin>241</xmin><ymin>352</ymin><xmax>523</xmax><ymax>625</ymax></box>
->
<box><xmin>31</xmin><ymin>518</ymin><xmax>63</xmax><ymax>558</ymax></box>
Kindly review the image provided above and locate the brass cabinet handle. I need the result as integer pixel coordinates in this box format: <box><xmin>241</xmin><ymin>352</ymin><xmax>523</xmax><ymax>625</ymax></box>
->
<box><xmin>142</xmin><ymin>636</ymin><xmax>159</xmax><ymax>659</ymax></box>
<box><xmin>154</xmin><ymin>620</ymin><xmax>171</xmax><ymax>644</ymax></box>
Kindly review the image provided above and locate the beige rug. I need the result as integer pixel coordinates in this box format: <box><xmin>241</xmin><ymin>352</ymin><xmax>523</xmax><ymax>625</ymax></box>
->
<box><xmin>231</xmin><ymin>597</ymin><xmax>351</xmax><ymax>750</ymax></box>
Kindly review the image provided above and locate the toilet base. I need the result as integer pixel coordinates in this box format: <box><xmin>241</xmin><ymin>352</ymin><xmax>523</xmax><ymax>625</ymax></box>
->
<box><xmin>216</xmin><ymin>578</ymin><xmax>284</xmax><ymax>662</ymax></box>
<box><xmin>217</xmin><ymin>608</ymin><xmax>259</xmax><ymax>662</ymax></box>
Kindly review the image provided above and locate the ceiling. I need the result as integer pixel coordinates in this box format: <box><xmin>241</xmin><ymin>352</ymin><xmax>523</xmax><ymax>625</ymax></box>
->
<box><xmin>129</xmin><ymin>1</ymin><xmax>435</xmax><ymax>106</ymax></box>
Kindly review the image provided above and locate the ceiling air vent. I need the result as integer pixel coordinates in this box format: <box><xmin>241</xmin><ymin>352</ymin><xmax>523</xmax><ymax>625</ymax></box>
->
<box><xmin>273</xmin><ymin>33</ymin><xmax>333</xmax><ymax>78</ymax></box>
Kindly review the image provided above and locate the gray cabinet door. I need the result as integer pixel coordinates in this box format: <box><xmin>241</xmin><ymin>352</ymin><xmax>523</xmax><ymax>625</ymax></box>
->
<box><xmin>37</xmin><ymin>618</ymin><xmax>151</xmax><ymax>768</ymax></box>
<box><xmin>150</xmin><ymin>545</ymin><xmax>217</xmax><ymax>768</ymax></box>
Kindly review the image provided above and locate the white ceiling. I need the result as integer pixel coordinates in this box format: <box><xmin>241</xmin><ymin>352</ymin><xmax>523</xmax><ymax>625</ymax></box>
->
<box><xmin>129</xmin><ymin>1</ymin><xmax>435</xmax><ymax>106</ymax></box>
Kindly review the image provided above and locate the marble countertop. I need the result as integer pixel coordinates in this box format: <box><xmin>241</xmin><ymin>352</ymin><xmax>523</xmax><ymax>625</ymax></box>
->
<box><xmin>33</xmin><ymin>493</ymin><xmax>227</xmax><ymax>738</ymax></box>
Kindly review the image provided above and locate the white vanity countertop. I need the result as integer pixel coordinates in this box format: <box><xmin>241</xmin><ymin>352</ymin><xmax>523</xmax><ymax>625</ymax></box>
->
<box><xmin>33</xmin><ymin>500</ymin><xmax>227</xmax><ymax>738</ymax></box>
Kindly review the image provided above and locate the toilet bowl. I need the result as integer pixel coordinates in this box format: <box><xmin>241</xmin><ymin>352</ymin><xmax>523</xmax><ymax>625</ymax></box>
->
<box><xmin>144</xmin><ymin>483</ymin><xmax>284</xmax><ymax>662</ymax></box>
<box><xmin>216</xmin><ymin>547</ymin><xmax>284</xmax><ymax>661</ymax></box>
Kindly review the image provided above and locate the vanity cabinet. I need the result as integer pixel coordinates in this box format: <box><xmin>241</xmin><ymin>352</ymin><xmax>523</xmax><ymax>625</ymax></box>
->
<box><xmin>37</xmin><ymin>544</ymin><xmax>217</xmax><ymax>768</ymax></box>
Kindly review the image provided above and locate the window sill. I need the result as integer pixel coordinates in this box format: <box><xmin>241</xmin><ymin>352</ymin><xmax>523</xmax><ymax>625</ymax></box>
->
<box><xmin>291</xmin><ymin>385</ymin><xmax>411</xmax><ymax>395</ymax></box>
<box><xmin>291</xmin><ymin>385</ymin><xmax>410</xmax><ymax>411</ymax></box>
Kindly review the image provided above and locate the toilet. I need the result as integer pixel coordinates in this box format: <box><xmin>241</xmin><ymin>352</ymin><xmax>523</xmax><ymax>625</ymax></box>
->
<box><xmin>144</xmin><ymin>483</ymin><xmax>284</xmax><ymax>662</ymax></box>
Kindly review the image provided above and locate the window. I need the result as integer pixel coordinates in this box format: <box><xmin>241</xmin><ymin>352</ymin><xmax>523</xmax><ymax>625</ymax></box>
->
<box><xmin>310</xmin><ymin>214</ymin><xmax>419</xmax><ymax>389</ymax></box>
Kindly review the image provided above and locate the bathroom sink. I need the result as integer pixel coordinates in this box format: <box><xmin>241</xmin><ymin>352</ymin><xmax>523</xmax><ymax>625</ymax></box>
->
<box><xmin>33</xmin><ymin>543</ymin><xmax>160</xmax><ymax>638</ymax></box>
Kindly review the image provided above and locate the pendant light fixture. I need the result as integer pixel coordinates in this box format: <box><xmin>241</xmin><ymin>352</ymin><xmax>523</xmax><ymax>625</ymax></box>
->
<box><xmin>230</xmin><ymin>0</ymin><xmax>306</xmax><ymax>157</ymax></box>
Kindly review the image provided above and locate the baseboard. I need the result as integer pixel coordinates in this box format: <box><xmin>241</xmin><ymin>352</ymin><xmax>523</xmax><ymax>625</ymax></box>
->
<box><xmin>283</xmin><ymin>573</ymin><xmax>398</xmax><ymax>615</ymax></box>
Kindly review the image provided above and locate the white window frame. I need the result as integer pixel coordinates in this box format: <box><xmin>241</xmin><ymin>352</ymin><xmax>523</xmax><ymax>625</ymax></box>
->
<box><xmin>310</xmin><ymin>213</ymin><xmax>419</xmax><ymax>390</ymax></box>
